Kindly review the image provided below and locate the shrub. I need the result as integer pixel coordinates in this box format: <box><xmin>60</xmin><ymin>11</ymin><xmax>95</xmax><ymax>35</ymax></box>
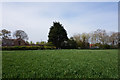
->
<box><xmin>2</xmin><ymin>46</ymin><xmax>44</xmax><ymax>50</ymax></box>
<box><xmin>44</xmin><ymin>46</ymin><xmax>56</xmax><ymax>49</ymax></box>
<box><xmin>61</xmin><ymin>39</ymin><xmax>77</xmax><ymax>49</ymax></box>
<box><xmin>99</xmin><ymin>44</ymin><xmax>111</xmax><ymax>49</ymax></box>
<box><xmin>2</xmin><ymin>45</ymin><xmax>56</xmax><ymax>50</ymax></box>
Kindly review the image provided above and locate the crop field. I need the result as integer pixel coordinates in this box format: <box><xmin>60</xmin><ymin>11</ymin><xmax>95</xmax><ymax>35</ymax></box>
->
<box><xmin>2</xmin><ymin>49</ymin><xmax>118</xmax><ymax>78</ymax></box>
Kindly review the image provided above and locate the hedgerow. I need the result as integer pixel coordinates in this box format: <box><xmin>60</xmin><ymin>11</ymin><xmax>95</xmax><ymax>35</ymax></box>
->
<box><xmin>2</xmin><ymin>46</ymin><xmax>56</xmax><ymax>50</ymax></box>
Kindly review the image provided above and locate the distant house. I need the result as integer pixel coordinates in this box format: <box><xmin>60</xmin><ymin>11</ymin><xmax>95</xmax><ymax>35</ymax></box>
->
<box><xmin>90</xmin><ymin>44</ymin><xmax>94</xmax><ymax>48</ymax></box>
<box><xmin>89</xmin><ymin>44</ymin><xmax>99</xmax><ymax>49</ymax></box>
<box><xmin>2</xmin><ymin>38</ymin><xmax>29</xmax><ymax>46</ymax></box>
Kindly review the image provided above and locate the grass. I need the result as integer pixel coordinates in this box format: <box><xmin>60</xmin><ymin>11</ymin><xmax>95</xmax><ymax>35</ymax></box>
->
<box><xmin>2</xmin><ymin>49</ymin><xmax>118</xmax><ymax>78</ymax></box>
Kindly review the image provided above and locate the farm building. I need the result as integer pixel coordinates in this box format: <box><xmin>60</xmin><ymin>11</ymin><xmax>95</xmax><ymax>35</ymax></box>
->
<box><xmin>2</xmin><ymin>38</ymin><xmax>29</xmax><ymax>46</ymax></box>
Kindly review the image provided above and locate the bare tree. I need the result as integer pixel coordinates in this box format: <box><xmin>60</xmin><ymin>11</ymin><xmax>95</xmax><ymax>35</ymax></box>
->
<box><xmin>109</xmin><ymin>32</ymin><xmax>118</xmax><ymax>46</ymax></box>
<box><xmin>13</xmin><ymin>30</ymin><xmax>28</xmax><ymax>40</ymax></box>
<box><xmin>0</xmin><ymin>29</ymin><xmax>11</xmax><ymax>39</ymax></box>
<box><xmin>73</xmin><ymin>33</ymin><xmax>81</xmax><ymax>42</ymax></box>
<box><xmin>73</xmin><ymin>34</ymin><xmax>82</xmax><ymax>48</ymax></box>
<box><xmin>81</xmin><ymin>33</ymin><xmax>90</xmax><ymax>43</ymax></box>
<box><xmin>73</xmin><ymin>33</ymin><xmax>90</xmax><ymax>48</ymax></box>
<box><xmin>99</xmin><ymin>29</ymin><xmax>108</xmax><ymax>44</ymax></box>
<box><xmin>90</xmin><ymin>29</ymin><xmax>109</xmax><ymax>44</ymax></box>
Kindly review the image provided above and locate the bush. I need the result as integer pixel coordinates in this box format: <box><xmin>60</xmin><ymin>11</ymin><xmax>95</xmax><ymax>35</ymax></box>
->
<box><xmin>99</xmin><ymin>44</ymin><xmax>110</xmax><ymax>49</ymax></box>
<box><xmin>61</xmin><ymin>39</ymin><xmax>77</xmax><ymax>49</ymax></box>
<box><xmin>2</xmin><ymin>46</ymin><xmax>44</xmax><ymax>50</ymax></box>
<box><xmin>2</xmin><ymin>45</ymin><xmax>56</xmax><ymax>50</ymax></box>
<box><xmin>44</xmin><ymin>46</ymin><xmax>56</xmax><ymax>49</ymax></box>
<box><xmin>44</xmin><ymin>42</ymin><xmax>56</xmax><ymax>49</ymax></box>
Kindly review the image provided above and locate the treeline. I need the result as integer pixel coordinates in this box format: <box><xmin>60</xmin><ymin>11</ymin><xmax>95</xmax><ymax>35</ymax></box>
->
<box><xmin>0</xmin><ymin>22</ymin><xmax>119</xmax><ymax>50</ymax></box>
<box><xmin>72</xmin><ymin>29</ymin><xmax>119</xmax><ymax>49</ymax></box>
<box><xmin>47</xmin><ymin>22</ymin><xmax>119</xmax><ymax>49</ymax></box>
<box><xmin>0</xmin><ymin>29</ymin><xmax>28</xmax><ymax>40</ymax></box>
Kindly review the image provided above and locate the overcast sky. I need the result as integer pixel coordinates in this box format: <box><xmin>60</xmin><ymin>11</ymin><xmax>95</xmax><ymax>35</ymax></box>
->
<box><xmin>2</xmin><ymin>2</ymin><xmax>118</xmax><ymax>42</ymax></box>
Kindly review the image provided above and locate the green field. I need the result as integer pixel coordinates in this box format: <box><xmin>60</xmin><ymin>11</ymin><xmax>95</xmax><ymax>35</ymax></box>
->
<box><xmin>2</xmin><ymin>49</ymin><xmax>118</xmax><ymax>78</ymax></box>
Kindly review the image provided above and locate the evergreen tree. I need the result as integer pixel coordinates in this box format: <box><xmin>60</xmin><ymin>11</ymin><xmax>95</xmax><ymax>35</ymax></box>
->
<box><xmin>48</xmin><ymin>22</ymin><xmax>68</xmax><ymax>48</ymax></box>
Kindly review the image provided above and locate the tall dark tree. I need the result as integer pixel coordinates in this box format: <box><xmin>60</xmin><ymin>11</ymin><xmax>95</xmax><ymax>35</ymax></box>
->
<box><xmin>48</xmin><ymin>22</ymin><xmax>68</xmax><ymax>48</ymax></box>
